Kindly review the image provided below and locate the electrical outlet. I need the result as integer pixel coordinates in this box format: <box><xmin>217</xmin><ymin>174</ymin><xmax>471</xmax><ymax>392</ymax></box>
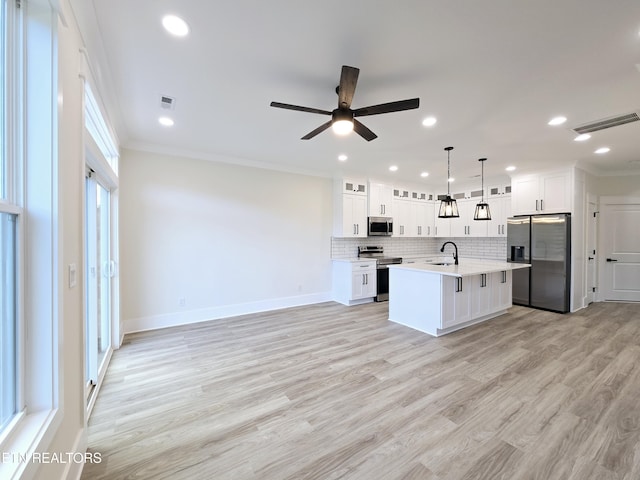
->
<box><xmin>179</xmin><ymin>297</ymin><xmax>186</xmax><ymax>308</ymax></box>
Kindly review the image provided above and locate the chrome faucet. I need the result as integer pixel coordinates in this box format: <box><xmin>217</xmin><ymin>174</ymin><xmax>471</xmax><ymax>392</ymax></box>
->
<box><xmin>440</xmin><ymin>241</ymin><xmax>459</xmax><ymax>265</ymax></box>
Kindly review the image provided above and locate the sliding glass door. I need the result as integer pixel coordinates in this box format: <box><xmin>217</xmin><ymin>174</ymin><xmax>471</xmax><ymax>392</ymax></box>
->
<box><xmin>85</xmin><ymin>172</ymin><xmax>113</xmax><ymax>396</ymax></box>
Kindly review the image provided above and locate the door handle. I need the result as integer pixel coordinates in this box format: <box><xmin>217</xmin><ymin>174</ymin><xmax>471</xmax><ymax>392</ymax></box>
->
<box><xmin>606</xmin><ymin>258</ymin><xmax>618</xmax><ymax>262</ymax></box>
<box><xmin>588</xmin><ymin>257</ymin><xmax>594</xmax><ymax>260</ymax></box>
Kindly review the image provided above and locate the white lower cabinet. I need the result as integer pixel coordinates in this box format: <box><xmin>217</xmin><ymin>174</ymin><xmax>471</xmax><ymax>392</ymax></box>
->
<box><xmin>471</xmin><ymin>273</ymin><xmax>493</xmax><ymax>318</ymax></box>
<box><xmin>490</xmin><ymin>270</ymin><xmax>512</xmax><ymax>310</ymax></box>
<box><xmin>441</xmin><ymin>271</ymin><xmax>512</xmax><ymax>329</ymax></box>
<box><xmin>442</xmin><ymin>276</ymin><xmax>472</xmax><ymax>327</ymax></box>
<box><xmin>389</xmin><ymin>266</ymin><xmax>517</xmax><ymax>336</ymax></box>
<box><xmin>332</xmin><ymin>260</ymin><xmax>376</xmax><ymax>306</ymax></box>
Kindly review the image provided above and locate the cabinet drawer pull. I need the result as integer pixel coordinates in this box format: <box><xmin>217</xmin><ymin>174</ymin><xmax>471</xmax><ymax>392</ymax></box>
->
<box><xmin>481</xmin><ymin>274</ymin><xmax>487</xmax><ymax>287</ymax></box>
<box><xmin>455</xmin><ymin>277</ymin><xmax>463</xmax><ymax>292</ymax></box>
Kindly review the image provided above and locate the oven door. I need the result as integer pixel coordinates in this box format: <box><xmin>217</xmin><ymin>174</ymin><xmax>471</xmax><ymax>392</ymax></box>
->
<box><xmin>375</xmin><ymin>265</ymin><xmax>390</xmax><ymax>302</ymax></box>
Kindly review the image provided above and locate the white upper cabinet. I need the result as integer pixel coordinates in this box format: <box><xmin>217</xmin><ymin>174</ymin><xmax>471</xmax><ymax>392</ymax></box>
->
<box><xmin>511</xmin><ymin>170</ymin><xmax>572</xmax><ymax>215</ymax></box>
<box><xmin>486</xmin><ymin>195</ymin><xmax>511</xmax><ymax>237</ymax></box>
<box><xmin>368</xmin><ymin>182</ymin><xmax>393</xmax><ymax>216</ymax></box>
<box><xmin>487</xmin><ymin>184</ymin><xmax>512</xmax><ymax>197</ymax></box>
<box><xmin>341</xmin><ymin>179</ymin><xmax>367</xmax><ymax>195</ymax></box>
<box><xmin>392</xmin><ymin>197</ymin><xmax>411</xmax><ymax>237</ymax></box>
<box><xmin>411</xmin><ymin>201</ymin><xmax>430</xmax><ymax>237</ymax></box>
<box><xmin>334</xmin><ymin>179</ymin><xmax>368</xmax><ymax>237</ymax></box>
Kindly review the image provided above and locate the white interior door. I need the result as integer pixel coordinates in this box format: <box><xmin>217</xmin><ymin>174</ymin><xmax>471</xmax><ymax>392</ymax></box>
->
<box><xmin>586</xmin><ymin>199</ymin><xmax>597</xmax><ymax>304</ymax></box>
<box><xmin>600</xmin><ymin>201</ymin><xmax>640</xmax><ymax>301</ymax></box>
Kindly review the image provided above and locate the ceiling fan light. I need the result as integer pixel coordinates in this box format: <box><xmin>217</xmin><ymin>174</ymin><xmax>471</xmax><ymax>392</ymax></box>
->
<box><xmin>438</xmin><ymin>196</ymin><xmax>460</xmax><ymax>218</ymax></box>
<box><xmin>474</xmin><ymin>202</ymin><xmax>491</xmax><ymax>220</ymax></box>
<box><xmin>332</xmin><ymin>119</ymin><xmax>354</xmax><ymax>135</ymax></box>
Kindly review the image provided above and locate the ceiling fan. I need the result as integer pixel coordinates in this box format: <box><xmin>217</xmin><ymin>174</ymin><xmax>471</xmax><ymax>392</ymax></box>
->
<box><xmin>270</xmin><ymin>65</ymin><xmax>420</xmax><ymax>141</ymax></box>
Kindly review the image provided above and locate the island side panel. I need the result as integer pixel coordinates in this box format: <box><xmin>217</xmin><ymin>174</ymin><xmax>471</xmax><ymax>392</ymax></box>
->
<box><xmin>388</xmin><ymin>268</ymin><xmax>443</xmax><ymax>336</ymax></box>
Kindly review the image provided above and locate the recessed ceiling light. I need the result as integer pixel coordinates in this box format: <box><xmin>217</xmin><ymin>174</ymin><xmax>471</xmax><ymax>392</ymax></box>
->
<box><xmin>338</xmin><ymin>154</ymin><xmax>348</xmax><ymax>161</ymax></box>
<box><xmin>420</xmin><ymin>172</ymin><xmax>429</xmax><ymax>177</ymax></box>
<box><xmin>389</xmin><ymin>165</ymin><xmax>398</xmax><ymax>172</ymax></box>
<box><xmin>162</xmin><ymin>14</ymin><xmax>190</xmax><ymax>37</ymax></box>
<box><xmin>505</xmin><ymin>166</ymin><xmax>516</xmax><ymax>172</ymax></box>
<box><xmin>595</xmin><ymin>147</ymin><xmax>610</xmax><ymax>154</ymax></box>
<box><xmin>574</xmin><ymin>133</ymin><xmax>591</xmax><ymax>141</ymax></box>
<box><xmin>548</xmin><ymin>116</ymin><xmax>567</xmax><ymax>126</ymax></box>
<box><xmin>422</xmin><ymin>116</ymin><xmax>437</xmax><ymax>127</ymax></box>
<box><xmin>158</xmin><ymin>116</ymin><xmax>174</xmax><ymax>127</ymax></box>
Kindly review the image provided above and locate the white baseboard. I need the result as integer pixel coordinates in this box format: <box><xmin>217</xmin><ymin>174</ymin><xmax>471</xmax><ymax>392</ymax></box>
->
<box><xmin>124</xmin><ymin>291</ymin><xmax>333</xmax><ymax>334</ymax></box>
<box><xmin>62</xmin><ymin>429</ymin><xmax>86</xmax><ymax>480</ymax></box>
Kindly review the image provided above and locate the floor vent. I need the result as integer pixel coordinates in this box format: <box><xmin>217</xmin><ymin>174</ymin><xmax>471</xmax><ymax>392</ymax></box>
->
<box><xmin>572</xmin><ymin>112</ymin><xmax>639</xmax><ymax>134</ymax></box>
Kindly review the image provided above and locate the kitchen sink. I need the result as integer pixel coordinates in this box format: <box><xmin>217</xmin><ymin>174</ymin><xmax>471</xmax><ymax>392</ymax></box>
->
<box><xmin>432</xmin><ymin>262</ymin><xmax>454</xmax><ymax>266</ymax></box>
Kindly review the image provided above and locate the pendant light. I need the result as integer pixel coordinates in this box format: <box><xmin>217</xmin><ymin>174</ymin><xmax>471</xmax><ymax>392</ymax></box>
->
<box><xmin>473</xmin><ymin>157</ymin><xmax>492</xmax><ymax>221</ymax></box>
<box><xmin>438</xmin><ymin>146</ymin><xmax>459</xmax><ymax>218</ymax></box>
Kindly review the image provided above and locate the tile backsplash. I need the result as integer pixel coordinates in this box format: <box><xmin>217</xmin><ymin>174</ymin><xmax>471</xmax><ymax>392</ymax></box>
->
<box><xmin>331</xmin><ymin>236</ymin><xmax>507</xmax><ymax>261</ymax></box>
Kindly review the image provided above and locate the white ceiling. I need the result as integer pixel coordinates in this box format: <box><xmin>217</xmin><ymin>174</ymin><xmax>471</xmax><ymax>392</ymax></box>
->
<box><xmin>70</xmin><ymin>0</ymin><xmax>640</xmax><ymax>187</ymax></box>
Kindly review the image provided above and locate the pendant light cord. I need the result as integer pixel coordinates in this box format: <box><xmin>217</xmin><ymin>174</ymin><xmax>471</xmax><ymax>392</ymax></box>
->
<box><xmin>445</xmin><ymin>147</ymin><xmax>453</xmax><ymax>196</ymax></box>
<box><xmin>481</xmin><ymin>159</ymin><xmax>484</xmax><ymax>201</ymax></box>
<box><xmin>447</xmin><ymin>150</ymin><xmax>450</xmax><ymax>196</ymax></box>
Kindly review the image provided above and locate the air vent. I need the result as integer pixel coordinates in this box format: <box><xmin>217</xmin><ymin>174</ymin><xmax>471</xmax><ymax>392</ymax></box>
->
<box><xmin>160</xmin><ymin>95</ymin><xmax>175</xmax><ymax>110</ymax></box>
<box><xmin>572</xmin><ymin>112</ymin><xmax>640</xmax><ymax>134</ymax></box>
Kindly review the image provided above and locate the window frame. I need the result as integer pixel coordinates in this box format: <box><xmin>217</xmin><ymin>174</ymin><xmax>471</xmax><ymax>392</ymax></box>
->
<box><xmin>0</xmin><ymin>1</ymin><xmax>63</xmax><ymax>478</ymax></box>
<box><xmin>0</xmin><ymin>0</ymin><xmax>24</xmax><ymax>442</ymax></box>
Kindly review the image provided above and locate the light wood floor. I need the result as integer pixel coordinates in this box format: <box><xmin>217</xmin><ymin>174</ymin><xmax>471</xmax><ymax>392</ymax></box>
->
<box><xmin>82</xmin><ymin>301</ymin><xmax>640</xmax><ymax>480</ymax></box>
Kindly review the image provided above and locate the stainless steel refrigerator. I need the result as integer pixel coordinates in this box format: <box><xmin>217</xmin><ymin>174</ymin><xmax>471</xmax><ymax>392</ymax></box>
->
<box><xmin>507</xmin><ymin>214</ymin><xmax>571</xmax><ymax>313</ymax></box>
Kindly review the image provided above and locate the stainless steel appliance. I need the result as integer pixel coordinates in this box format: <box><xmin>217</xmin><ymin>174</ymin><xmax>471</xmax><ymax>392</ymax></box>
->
<box><xmin>368</xmin><ymin>216</ymin><xmax>393</xmax><ymax>236</ymax></box>
<box><xmin>507</xmin><ymin>214</ymin><xmax>571</xmax><ymax>313</ymax></box>
<box><xmin>358</xmin><ymin>245</ymin><xmax>402</xmax><ymax>301</ymax></box>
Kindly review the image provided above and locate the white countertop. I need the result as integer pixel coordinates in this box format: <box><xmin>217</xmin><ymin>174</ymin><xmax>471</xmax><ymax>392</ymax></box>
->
<box><xmin>388</xmin><ymin>259</ymin><xmax>531</xmax><ymax>277</ymax></box>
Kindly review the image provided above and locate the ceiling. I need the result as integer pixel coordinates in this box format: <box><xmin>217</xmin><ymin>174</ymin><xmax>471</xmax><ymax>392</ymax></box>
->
<box><xmin>70</xmin><ymin>0</ymin><xmax>640</xmax><ymax>187</ymax></box>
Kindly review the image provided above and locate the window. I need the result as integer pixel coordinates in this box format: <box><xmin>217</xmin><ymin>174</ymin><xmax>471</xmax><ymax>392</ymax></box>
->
<box><xmin>0</xmin><ymin>212</ymin><xmax>16</xmax><ymax>432</ymax></box>
<box><xmin>0</xmin><ymin>0</ymin><xmax>18</xmax><ymax>435</ymax></box>
<box><xmin>1</xmin><ymin>2</ymin><xmax>61</xmax><ymax>476</ymax></box>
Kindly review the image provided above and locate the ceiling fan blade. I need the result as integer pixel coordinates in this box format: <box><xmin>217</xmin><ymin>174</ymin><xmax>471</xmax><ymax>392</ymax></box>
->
<box><xmin>338</xmin><ymin>65</ymin><xmax>359</xmax><ymax>109</ymax></box>
<box><xmin>270</xmin><ymin>102</ymin><xmax>332</xmax><ymax>116</ymax></box>
<box><xmin>301</xmin><ymin>120</ymin><xmax>333</xmax><ymax>140</ymax></box>
<box><xmin>353</xmin><ymin>119</ymin><xmax>377</xmax><ymax>141</ymax></box>
<box><xmin>352</xmin><ymin>98</ymin><xmax>420</xmax><ymax>117</ymax></box>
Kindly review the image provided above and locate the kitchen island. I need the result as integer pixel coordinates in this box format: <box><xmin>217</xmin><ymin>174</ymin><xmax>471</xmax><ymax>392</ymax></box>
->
<box><xmin>388</xmin><ymin>259</ymin><xmax>530</xmax><ymax>336</ymax></box>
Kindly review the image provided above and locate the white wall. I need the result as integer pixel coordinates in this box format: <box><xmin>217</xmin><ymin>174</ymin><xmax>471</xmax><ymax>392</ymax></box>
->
<box><xmin>591</xmin><ymin>174</ymin><xmax>640</xmax><ymax>196</ymax></box>
<box><xmin>119</xmin><ymin>148</ymin><xmax>334</xmax><ymax>332</ymax></box>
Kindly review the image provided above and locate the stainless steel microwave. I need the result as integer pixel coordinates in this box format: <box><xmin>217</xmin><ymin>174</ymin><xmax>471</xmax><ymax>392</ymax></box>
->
<box><xmin>368</xmin><ymin>216</ymin><xmax>393</xmax><ymax>236</ymax></box>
